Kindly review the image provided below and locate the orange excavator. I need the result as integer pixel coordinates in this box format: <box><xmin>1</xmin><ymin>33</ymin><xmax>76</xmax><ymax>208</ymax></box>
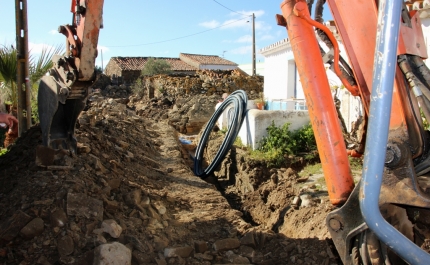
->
<box><xmin>277</xmin><ymin>0</ymin><xmax>430</xmax><ymax>264</ymax></box>
<box><xmin>36</xmin><ymin>0</ymin><xmax>430</xmax><ymax>263</ymax></box>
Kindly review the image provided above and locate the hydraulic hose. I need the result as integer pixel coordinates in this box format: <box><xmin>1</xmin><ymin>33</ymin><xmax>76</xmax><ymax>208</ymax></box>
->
<box><xmin>194</xmin><ymin>90</ymin><xmax>248</xmax><ymax>179</ymax></box>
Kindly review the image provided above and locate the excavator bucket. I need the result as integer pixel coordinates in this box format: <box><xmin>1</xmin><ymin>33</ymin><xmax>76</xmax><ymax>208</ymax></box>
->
<box><xmin>38</xmin><ymin>78</ymin><xmax>87</xmax><ymax>151</ymax></box>
<box><xmin>36</xmin><ymin>0</ymin><xmax>104</xmax><ymax>166</ymax></box>
<box><xmin>36</xmin><ymin>55</ymin><xmax>90</xmax><ymax>166</ymax></box>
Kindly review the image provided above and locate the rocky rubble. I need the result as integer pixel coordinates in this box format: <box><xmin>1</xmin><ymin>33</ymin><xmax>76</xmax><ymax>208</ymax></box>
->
<box><xmin>107</xmin><ymin>69</ymin><xmax>263</xmax><ymax>135</ymax></box>
<box><xmin>0</xmin><ymin>86</ymin><xmax>341</xmax><ymax>265</ymax></box>
<box><xmin>142</xmin><ymin>70</ymin><xmax>263</xmax><ymax>99</ymax></box>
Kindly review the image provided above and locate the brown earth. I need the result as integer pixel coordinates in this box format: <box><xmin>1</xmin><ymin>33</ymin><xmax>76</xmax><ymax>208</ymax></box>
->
<box><xmin>0</xmin><ymin>87</ymin><xmax>343</xmax><ymax>265</ymax></box>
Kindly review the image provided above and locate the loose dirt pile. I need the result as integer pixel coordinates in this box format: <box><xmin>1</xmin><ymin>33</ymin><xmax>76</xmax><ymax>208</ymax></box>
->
<box><xmin>0</xmin><ymin>89</ymin><xmax>341</xmax><ymax>265</ymax></box>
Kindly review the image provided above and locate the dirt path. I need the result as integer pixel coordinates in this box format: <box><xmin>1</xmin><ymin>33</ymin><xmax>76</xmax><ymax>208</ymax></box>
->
<box><xmin>0</xmin><ymin>94</ymin><xmax>341</xmax><ymax>265</ymax></box>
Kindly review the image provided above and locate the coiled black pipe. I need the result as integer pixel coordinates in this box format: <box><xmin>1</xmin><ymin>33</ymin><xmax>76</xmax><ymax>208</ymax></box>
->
<box><xmin>194</xmin><ymin>90</ymin><xmax>248</xmax><ymax>179</ymax></box>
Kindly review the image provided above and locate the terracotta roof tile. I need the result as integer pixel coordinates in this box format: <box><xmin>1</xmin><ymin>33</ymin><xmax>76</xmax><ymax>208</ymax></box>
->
<box><xmin>112</xmin><ymin>57</ymin><xmax>197</xmax><ymax>71</ymax></box>
<box><xmin>180</xmin><ymin>53</ymin><xmax>238</xmax><ymax>66</ymax></box>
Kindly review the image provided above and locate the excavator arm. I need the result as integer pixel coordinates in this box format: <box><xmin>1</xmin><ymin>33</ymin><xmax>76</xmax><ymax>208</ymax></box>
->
<box><xmin>278</xmin><ymin>0</ymin><xmax>430</xmax><ymax>264</ymax></box>
<box><xmin>37</xmin><ymin>0</ymin><xmax>103</xmax><ymax>159</ymax></box>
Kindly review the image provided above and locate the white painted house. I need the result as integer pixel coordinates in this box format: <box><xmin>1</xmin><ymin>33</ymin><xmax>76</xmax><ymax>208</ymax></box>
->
<box><xmin>258</xmin><ymin>2</ymin><xmax>430</xmax><ymax>132</ymax></box>
<box><xmin>223</xmin><ymin>2</ymin><xmax>430</xmax><ymax>149</ymax></box>
<box><xmin>259</xmin><ymin>27</ymin><xmax>363</xmax><ymax>132</ymax></box>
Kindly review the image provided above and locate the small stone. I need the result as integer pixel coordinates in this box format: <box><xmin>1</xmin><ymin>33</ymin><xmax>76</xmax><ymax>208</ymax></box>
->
<box><xmin>194</xmin><ymin>241</ymin><xmax>208</xmax><ymax>254</ymax></box>
<box><xmin>50</xmin><ymin>208</ymin><xmax>68</xmax><ymax>227</ymax></box>
<box><xmin>77</xmin><ymin>143</ymin><xmax>91</xmax><ymax>154</ymax></box>
<box><xmin>0</xmin><ymin>210</ymin><xmax>32</xmax><ymax>242</ymax></box>
<box><xmin>124</xmin><ymin>190</ymin><xmax>141</xmax><ymax>206</ymax></box>
<box><xmin>152</xmin><ymin>202</ymin><xmax>166</xmax><ymax>215</ymax></box>
<box><xmin>104</xmin><ymin>199</ymin><xmax>119</xmax><ymax>211</ymax></box>
<box><xmin>67</xmin><ymin>193</ymin><xmax>103</xmax><ymax>221</ymax></box>
<box><xmin>300</xmin><ymin>194</ymin><xmax>314</xmax><ymax>208</ymax></box>
<box><xmin>240</xmin><ymin>232</ymin><xmax>256</xmax><ymax>248</ymax></box>
<box><xmin>239</xmin><ymin>245</ymin><xmax>255</xmax><ymax>258</ymax></box>
<box><xmin>140</xmin><ymin>196</ymin><xmax>151</xmax><ymax>208</ymax></box>
<box><xmin>107</xmin><ymin>178</ymin><xmax>122</xmax><ymax>190</ymax></box>
<box><xmin>96</xmin><ymin>234</ymin><xmax>107</xmax><ymax>245</ymax></box>
<box><xmin>213</xmin><ymin>238</ymin><xmax>240</xmax><ymax>252</ymax></box>
<box><xmin>285</xmin><ymin>242</ymin><xmax>296</xmax><ymax>253</ymax></box>
<box><xmin>163</xmin><ymin>246</ymin><xmax>194</xmax><ymax>258</ymax></box>
<box><xmin>225</xmin><ymin>250</ymin><xmax>250</xmax><ymax>264</ymax></box>
<box><xmin>118</xmin><ymin>140</ymin><xmax>130</xmax><ymax>149</ymax></box>
<box><xmin>33</xmin><ymin>199</ymin><xmax>53</xmax><ymax>205</ymax></box>
<box><xmin>153</xmin><ymin>236</ymin><xmax>169</xmax><ymax>252</ymax></box>
<box><xmin>57</xmin><ymin>235</ymin><xmax>74</xmax><ymax>256</ymax></box>
<box><xmin>124</xmin><ymin>235</ymin><xmax>146</xmax><ymax>253</ymax></box>
<box><xmin>93</xmin><ymin>242</ymin><xmax>131</xmax><ymax>265</ymax></box>
<box><xmin>194</xmin><ymin>253</ymin><xmax>214</xmax><ymax>261</ymax></box>
<box><xmin>296</xmin><ymin>176</ymin><xmax>309</xmax><ymax>183</ymax></box>
<box><xmin>101</xmin><ymin>219</ymin><xmax>122</xmax><ymax>238</ymax></box>
<box><xmin>20</xmin><ymin>218</ymin><xmax>44</xmax><ymax>239</ymax></box>
<box><xmin>292</xmin><ymin>196</ymin><xmax>301</xmax><ymax>207</ymax></box>
<box><xmin>155</xmin><ymin>258</ymin><xmax>167</xmax><ymax>265</ymax></box>
<box><xmin>132</xmin><ymin>250</ymin><xmax>152</xmax><ymax>265</ymax></box>
<box><xmin>37</xmin><ymin>255</ymin><xmax>51</xmax><ymax>265</ymax></box>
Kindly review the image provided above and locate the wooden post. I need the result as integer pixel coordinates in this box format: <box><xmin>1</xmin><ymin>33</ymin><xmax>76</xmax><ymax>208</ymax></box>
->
<box><xmin>15</xmin><ymin>0</ymin><xmax>32</xmax><ymax>135</ymax></box>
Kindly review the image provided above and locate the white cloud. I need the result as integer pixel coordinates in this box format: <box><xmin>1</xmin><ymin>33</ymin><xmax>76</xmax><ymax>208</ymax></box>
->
<box><xmin>49</xmin><ymin>30</ymin><xmax>58</xmax><ymax>35</ymax></box>
<box><xmin>235</xmin><ymin>35</ymin><xmax>252</xmax><ymax>43</ymax></box>
<box><xmin>29</xmin><ymin>42</ymin><xmax>56</xmax><ymax>55</ymax></box>
<box><xmin>259</xmin><ymin>35</ymin><xmax>274</xmax><ymax>41</ymax></box>
<box><xmin>229</xmin><ymin>10</ymin><xmax>265</xmax><ymax>18</ymax></box>
<box><xmin>97</xmin><ymin>45</ymin><xmax>109</xmax><ymax>53</ymax></box>
<box><xmin>199</xmin><ymin>20</ymin><xmax>220</xmax><ymax>28</ymax></box>
<box><xmin>255</xmin><ymin>21</ymin><xmax>272</xmax><ymax>32</ymax></box>
<box><xmin>219</xmin><ymin>10</ymin><xmax>271</xmax><ymax>33</ymax></box>
<box><xmin>221</xmin><ymin>19</ymin><xmax>249</xmax><ymax>30</ymax></box>
<box><xmin>230</xmin><ymin>45</ymin><xmax>252</xmax><ymax>55</ymax></box>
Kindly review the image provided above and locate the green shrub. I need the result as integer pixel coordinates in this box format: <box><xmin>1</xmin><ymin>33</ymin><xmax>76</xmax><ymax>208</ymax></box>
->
<box><xmin>254</xmin><ymin>121</ymin><xmax>318</xmax><ymax>167</ymax></box>
<box><xmin>141</xmin><ymin>58</ymin><xmax>172</xmax><ymax>76</ymax></box>
<box><xmin>132</xmin><ymin>78</ymin><xmax>145</xmax><ymax>97</ymax></box>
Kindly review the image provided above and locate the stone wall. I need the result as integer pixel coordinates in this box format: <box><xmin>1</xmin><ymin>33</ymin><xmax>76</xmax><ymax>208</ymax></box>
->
<box><xmin>141</xmin><ymin>69</ymin><xmax>264</xmax><ymax>100</ymax></box>
<box><xmin>121</xmin><ymin>70</ymin><xmax>141</xmax><ymax>85</ymax></box>
<box><xmin>104</xmin><ymin>61</ymin><xmax>121</xmax><ymax>79</ymax></box>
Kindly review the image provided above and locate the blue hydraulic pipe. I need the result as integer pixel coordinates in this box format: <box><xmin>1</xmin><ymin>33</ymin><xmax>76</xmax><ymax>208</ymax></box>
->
<box><xmin>360</xmin><ymin>0</ymin><xmax>430</xmax><ymax>264</ymax></box>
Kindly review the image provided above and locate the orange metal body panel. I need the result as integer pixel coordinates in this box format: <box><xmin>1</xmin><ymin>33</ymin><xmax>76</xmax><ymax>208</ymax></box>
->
<box><xmin>63</xmin><ymin>0</ymin><xmax>104</xmax><ymax>81</ymax></box>
<box><xmin>326</xmin><ymin>0</ymin><xmax>375</xmax><ymax>115</ymax></box>
<box><xmin>327</xmin><ymin>0</ymin><xmax>423</xmax><ymax>157</ymax></box>
<box><xmin>280</xmin><ymin>0</ymin><xmax>355</xmax><ymax>206</ymax></box>
<box><xmin>398</xmin><ymin>10</ymin><xmax>428</xmax><ymax>59</ymax></box>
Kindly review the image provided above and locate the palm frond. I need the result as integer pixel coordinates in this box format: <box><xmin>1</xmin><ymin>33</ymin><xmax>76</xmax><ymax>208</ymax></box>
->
<box><xmin>29</xmin><ymin>44</ymin><xmax>64</xmax><ymax>84</ymax></box>
<box><xmin>0</xmin><ymin>45</ymin><xmax>18</xmax><ymax>106</ymax></box>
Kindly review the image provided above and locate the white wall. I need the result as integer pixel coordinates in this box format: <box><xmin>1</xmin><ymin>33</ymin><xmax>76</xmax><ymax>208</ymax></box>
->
<box><xmin>263</xmin><ymin>48</ymin><xmax>294</xmax><ymax>101</ymax></box>
<box><xmin>216</xmin><ymin>102</ymin><xmax>310</xmax><ymax>150</ymax></box>
<box><xmin>238</xmin><ymin>110</ymin><xmax>310</xmax><ymax>150</ymax></box>
<box><xmin>238</xmin><ymin>62</ymin><xmax>265</xmax><ymax>76</ymax></box>
<box><xmin>421</xmin><ymin>16</ymin><xmax>430</xmax><ymax>68</ymax></box>
<box><xmin>200</xmin><ymin>64</ymin><xmax>237</xmax><ymax>70</ymax></box>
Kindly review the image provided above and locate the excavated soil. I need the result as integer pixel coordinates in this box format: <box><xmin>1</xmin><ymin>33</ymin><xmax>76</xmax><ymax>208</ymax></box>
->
<box><xmin>0</xmin><ymin>91</ymin><xmax>343</xmax><ymax>265</ymax></box>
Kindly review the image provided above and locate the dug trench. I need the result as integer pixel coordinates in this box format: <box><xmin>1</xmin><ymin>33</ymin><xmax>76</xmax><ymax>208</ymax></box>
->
<box><xmin>0</xmin><ymin>90</ymin><xmax>342</xmax><ymax>265</ymax></box>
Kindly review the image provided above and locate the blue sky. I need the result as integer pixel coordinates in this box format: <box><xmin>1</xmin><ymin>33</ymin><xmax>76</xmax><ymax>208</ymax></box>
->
<box><xmin>1</xmin><ymin>0</ymin><xmax>332</xmax><ymax>68</ymax></box>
